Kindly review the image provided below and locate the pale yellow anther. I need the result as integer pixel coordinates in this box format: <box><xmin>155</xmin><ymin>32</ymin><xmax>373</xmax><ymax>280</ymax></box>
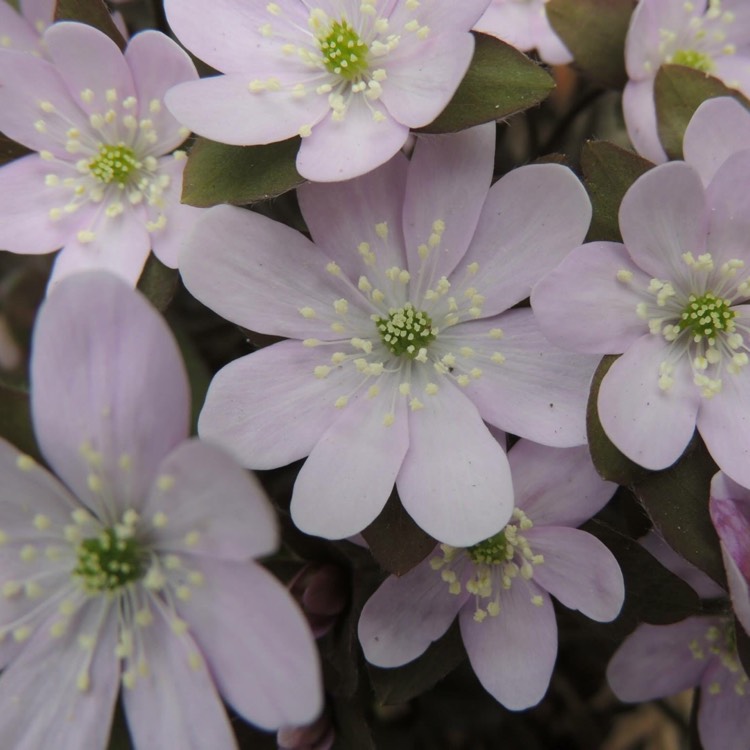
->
<box><xmin>383</xmin><ymin>412</ymin><xmax>395</xmax><ymax>427</ymax></box>
<box><xmin>399</xmin><ymin>383</ymin><xmax>411</xmax><ymax>396</ymax></box>
<box><xmin>299</xmin><ymin>307</ymin><xmax>316</xmax><ymax>319</ymax></box>
<box><xmin>16</xmin><ymin>455</ymin><xmax>35</xmax><ymax>471</ymax></box>
<box><xmin>33</xmin><ymin>514</ymin><xmax>51</xmax><ymax>531</ymax></box>
<box><xmin>314</xmin><ymin>365</ymin><xmax>332</xmax><ymax>379</ymax></box>
<box><xmin>334</xmin><ymin>396</ymin><xmax>349</xmax><ymax>408</ymax></box>
<box><xmin>20</xmin><ymin>544</ymin><xmax>37</xmax><ymax>562</ymax></box>
<box><xmin>184</xmin><ymin>531</ymin><xmax>200</xmax><ymax>547</ymax></box>
<box><xmin>375</xmin><ymin>222</ymin><xmax>388</xmax><ymax>239</ymax></box>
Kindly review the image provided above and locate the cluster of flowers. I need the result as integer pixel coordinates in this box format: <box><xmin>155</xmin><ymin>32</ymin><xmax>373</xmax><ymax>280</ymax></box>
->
<box><xmin>1</xmin><ymin>0</ymin><xmax>750</xmax><ymax>748</ymax></box>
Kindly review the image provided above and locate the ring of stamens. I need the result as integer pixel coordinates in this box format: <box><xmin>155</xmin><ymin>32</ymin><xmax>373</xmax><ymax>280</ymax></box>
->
<box><xmin>74</xmin><ymin>525</ymin><xmax>144</xmax><ymax>594</ymax></box>
<box><xmin>374</xmin><ymin>303</ymin><xmax>437</xmax><ymax>358</ymax></box>
<box><xmin>678</xmin><ymin>292</ymin><xmax>736</xmax><ymax>341</ymax></box>
<box><xmin>88</xmin><ymin>144</ymin><xmax>139</xmax><ymax>185</ymax></box>
<box><xmin>318</xmin><ymin>19</ymin><xmax>369</xmax><ymax>79</ymax></box>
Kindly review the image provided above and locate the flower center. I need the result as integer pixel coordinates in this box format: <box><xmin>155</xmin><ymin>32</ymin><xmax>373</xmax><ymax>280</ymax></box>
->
<box><xmin>678</xmin><ymin>292</ymin><xmax>736</xmax><ymax>340</ymax></box>
<box><xmin>671</xmin><ymin>48</ymin><xmax>715</xmax><ymax>73</ymax></box>
<box><xmin>74</xmin><ymin>527</ymin><xmax>144</xmax><ymax>593</ymax></box>
<box><xmin>374</xmin><ymin>303</ymin><xmax>437</xmax><ymax>358</ymax></box>
<box><xmin>319</xmin><ymin>19</ymin><xmax>369</xmax><ymax>79</ymax></box>
<box><xmin>88</xmin><ymin>144</ymin><xmax>139</xmax><ymax>185</ymax></box>
<box><xmin>467</xmin><ymin>529</ymin><xmax>510</xmax><ymax>565</ymax></box>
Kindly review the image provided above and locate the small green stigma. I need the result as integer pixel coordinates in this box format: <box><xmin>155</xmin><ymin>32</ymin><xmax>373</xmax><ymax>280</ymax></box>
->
<box><xmin>678</xmin><ymin>292</ymin><xmax>736</xmax><ymax>341</ymax></box>
<box><xmin>467</xmin><ymin>529</ymin><xmax>511</xmax><ymax>566</ymax></box>
<box><xmin>374</xmin><ymin>303</ymin><xmax>436</xmax><ymax>357</ymax></box>
<box><xmin>88</xmin><ymin>144</ymin><xmax>139</xmax><ymax>185</ymax></box>
<box><xmin>671</xmin><ymin>49</ymin><xmax>715</xmax><ymax>73</ymax></box>
<box><xmin>319</xmin><ymin>19</ymin><xmax>369</xmax><ymax>79</ymax></box>
<box><xmin>74</xmin><ymin>528</ymin><xmax>144</xmax><ymax>593</ymax></box>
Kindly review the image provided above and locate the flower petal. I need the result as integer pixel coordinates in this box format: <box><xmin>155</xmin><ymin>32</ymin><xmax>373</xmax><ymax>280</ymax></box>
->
<box><xmin>143</xmin><ymin>439</ymin><xmax>278</xmax><ymax>561</ymax></box>
<box><xmin>31</xmin><ymin>272</ymin><xmax>189</xmax><ymax>516</ymax></box>
<box><xmin>403</xmin><ymin>124</ymin><xmax>495</xmax><ymax>282</ymax></box>
<box><xmin>457</xmin><ymin>163</ymin><xmax>592</xmax><ymax>316</ymax></box>
<box><xmin>176</xmin><ymin>557</ymin><xmax>323</xmax><ymax>731</ymax></box>
<box><xmin>526</xmin><ymin>526</ymin><xmax>624</xmax><ymax>621</ymax></box>
<box><xmin>460</xmin><ymin>581</ymin><xmax>557</xmax><ymax>710</ymax></box>
<box><xmin>622</xmin><ymin>78</ymin><xmax>666</xmax><ymax>164</ymax></box>
<box><xmin>531</xmin><ymin>241</ymin><xmax>650</xmax><ymax>354</ymax></box>
<box><xmin>291</xmin><ymin>374</ymin><xmax>409</xmax><ymax>539</ymax></box>
<box><xmin>598</xmin><ymin>334</ymin><xmax>700</xmax><ymax>470</ymax></box>
<box><xmin>0</xmin><ymin>2</ymin><xmax>40</xmax><ymax>52</ymax></box>
<box><xmin>474</xmin><ymin>2</ymin><xmax>537</xmax><ymax>50</ymax></box>
<box><xmin>358</xmin><ymin>553</ymin><xmax>469</xmax><ymax>667</ymax></box>
<box><xmin>122</xmin><ymin>606</ymin><xmax>237</xmax><ymax>750</ymax></box>
<box><xmin>198</xmin><ymin>341</ymin><xmax>362</xmax><ymax>470</ymax></box>
<box><xmin>392</xmin><ymin>0</ymin><xmax>491</xmax><ymax>29</ymax></box>
<box><xmin>396</xmin><ymin>372</ymin><xmax>513</xmax><ymax>547</ymax></box>
<box><xmin>683</xmin><ymin>97</ymin><xmax>750</xmax><ymax>186</ymax></box>
<box><xmin>452</xmin><ymin>309</ymin><xmax>598</xmax><ymax>447</ymax></box>
<box><xmin>509</xmin><ymin>441</ymin><xmax>617</xmax><ymax>528</ymax></box>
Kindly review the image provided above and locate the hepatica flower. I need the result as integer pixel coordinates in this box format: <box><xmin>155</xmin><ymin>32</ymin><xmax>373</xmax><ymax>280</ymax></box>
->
<box><xmin>0</xmin><ymin>273</ymin><xmax>322</xmax><ymax>748</ymax></box>
<box><xmin>624</xmin><ymin>0</ymin><xmax>750</xmax><ymax>162</ymax></box>
<box><xmin>533</xmin><ymin>155</ymin><xmax>750</xmax><ymax>485</ymax></box>
<box><xmin>607</xmin><ymin>533</ymin><xmax>750</xmax><ymax>750</ymax></box>
<box><xmin>358</xmin><ymin>440</ymin><xmax>623</xmax><ymax>710</ymax></box>
<box><xmin>0</xmin><ymin>22</ymin><xmax>202</xmax><ymax>286</ymax></box>
<box><xmin>473</xmin><ymin>0</ymin><xmax>573</xmax><ymax>65</ymax></box>
<box><xmin>164</xmin><ymin>0</ymin><xmax>491</xmax><ymax>181</ymax></box>
<box><xmin>180</xmin><ymin>125</ymin><xmax>596</xmax><ymax>547</ymax></box>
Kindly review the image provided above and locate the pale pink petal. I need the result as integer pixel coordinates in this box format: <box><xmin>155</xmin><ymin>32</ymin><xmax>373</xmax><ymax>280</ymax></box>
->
<box><xmin>403</xmin><ymin>125</ymin><xmax>495</xmax><ymax>282</ymax></box>
<box><xmin>122</xmin><ymin>607</ymin><xmax>237</xmax><ymax>750</ymax></box>
<box><xmin>31</xmin><ymin>272</ymin><xmax>189</xmax><ymax>516</ymax></box>
<box><xmin>620</xmin><ymin>161</ymin><xmax>708</xmax><ymax>282</ymax></box>
<box><xmin>291</xmin><ymin>374</ymin><xmax>409</xmax><ymax>539</ymax></box>
<box><xmin>0</xmin><ymin>155</ymin><xmax>81</xmax><ymax>255</ymax></box>
<box><xmin>20</xmin><ymin>0</ymin><xmax>55</xmax><ymax>28</ymax></box>
<box><xmin>391</xmin><ymin>0</ymin><xmax>492</xmax><ymax>29</ymax></box>
<box><xmin>712</xmin><ymin>56</ymin><xmax>750</xmax><ymax>94</ymax></box>
<box><xmin>527</xmin><ymin>526</ymin><xmax>624</xmax><ymax>621</ymax></box>
<box><xmin>165</xmin><ymin>73</ymin><xmax>328</xmax><ymax>146</ymax></box>
<box><xmin>0</xmin><ymin>3</ymin><xmax>40</xmax><ymax>52</ymax></box>
<box><xmin>460</xmin><ymin>582</ymin><xmax>557</xmax><ymax>710</ymax></box>
<box><xmin>451</xmin><ymin>309</ymin><xmax>598</xmax><ymax>447</ymax></box>
<box><xmin>532</xmin><ymin>11</ymin><xmax>574</xmax><ymax>65</ymax></box>
<box><xmin>198</xmin><ymin>341</ymin><xmax>362</xmax><ymax>470</ymax></box>
<box><xmin>379</xmin><ymin>31</ymin><xmax>475</xmax><ymax>128</ymax></box>
<box><xmin>396</xmin><ymin>371</ymin><xmax>513</xmax><ymax>547</ymax></box>
<box><xmin>622</xmin><ymin>78</ymin><xmax>667</xmax><ymax>164</ymax></box>
<box><xmin>698</xmin><ymin>658</ymin><xmax>750</xmax><ymax>750</ymax></box>
<box><xmin>297</xmin><ymin>152</ymin><xmax>409</xmax><ymax>283</ymax></box>
<box><xmin>0</xmin><ymin>600</ymin><xmax>119</xmax><ymax>750</ymax></box>
<box><xmin>124</xmin><ymin>30</ymin><xmax>198</xmax><ymax>154</ymax></box>
<box><xmin>180</xmin><ymin>204</ymin><xmax>372</xmax><ymax>340</ymax></box>
<box><xmin>509</xmin><ymin>441</ymin><xmax>617</xmax><ymax>528</ymax></box>
<box><xmin>296</xmin><ymin>97</ymin><xmax>410</xmax><ymax>182</ymax></box>
<box><xmin>532</xmin><ymin>242</ymin><xmax>650</xmax><ymax>354</ymax></box>
<box><xmin>721</xmin><ymin>544</ymin><xmax>750</xmax><ymax>636</ymax></box>
<box><xmin>474</xmin><ymin>2</ymin><xmax>537</xmax><ymax>50</ymax></box>
<box><xmin>44</xmin><ymin>22</ymin><xmax>136</xmax><ymax>116</ymax></box>
<box><xmin>606</xmin><ymin>618</ymin><xmax>712</xmax><ymax>701</ymax></box>
<box><xmin>598</xmin><ymin>335</ymin><xmax>700</xmax><ymax>470</ymax></box>
<box><xmin>456</xmin><ymin>163</ymin><xmax>592</xmax><ymax>315</ymax></box>
<box><xmin>142</xmin><ymin>439</ymin><xmax>278</xmax><ymax>561</ymax></box>
<box><xmin>358</xmin><ymin>553</ymin><xmax>469</xmax><ymax>667</ymax></box>
<box><xmin>684</xmin><ymin>98</ymin><xmax>750</xmax><ymax>186</ymax></box>
<box><xmin>176</xmin><ymin>557</ymin><xmax>323</xmax><ymax>730</ymax></box>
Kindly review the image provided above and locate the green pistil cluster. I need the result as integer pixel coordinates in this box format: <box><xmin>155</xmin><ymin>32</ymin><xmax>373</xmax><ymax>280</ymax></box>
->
<box><xmin>467</xmin><ymin>529</ymin><xmax>510</xmax><ymax>566</ymax></box>
<box><xmin>88</xmin><ymin>144</ymin><xmax>139</xmax><ymax>185</ymax></box>
<box><xmin>375</xmin><ymin>303</ymin><xmax>436</xmax><ymax>357</ymax></box>
<box><xmin>74</xmin><ymin>528</ymin><xmax>144</xmax><ymax>593</ymax></box>
<box><xmin>672</xmin><ymin>49</ymin><xmax>715</xmax><ymax>73</ymax></box>
<box><xmin>319</xmin><ymin>19</ymin><xmax>369</xmax><ymax>79</ymax></box>
<box><xmin>678</xmin><ymin>292</ymin><xmax>736</xmax><ymax>340</ymax></box>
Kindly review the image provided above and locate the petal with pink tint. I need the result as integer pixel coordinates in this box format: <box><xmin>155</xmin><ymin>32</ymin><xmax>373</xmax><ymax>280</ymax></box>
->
<box><xmin>474</xmin><ymin>2</ymin><xmax>536</xmax><ymax>50</ymax></box>
<box><xmin>390</xmin><ymin>0</ymin><xmax>491</xmax><ymax>30</ymax></box>
<box><xmin>460</xmin><ymin>581</ymin><xmax>557</xmax><ymax>710</ymax></box>
<box><xmin>20</xmin><ymin>0</ymin><xmax>55</xmax><ymax>29</ymax></box>
<box><xmin>176</xmin><ymin>557</ymin><xmax>323</xmax><ymax>731</ymax></box>
<box><xmin>598</xmin><ymin>335</ymin><xmax>700</xmax><ymax>470</ymax></box>
<box><xmin>532</xmin><ymin>12</ymin><xmax>574</xmax><ymax>65</ymax></box>
<box><xmin>31</xmin><ymin>272</ymin><xmax>189</xmax><ymax>515</ymax></box>
<box><xmin>697</xmin><ymin>658</ymin><xmax>750</xmax><ymax>750</ymax></box>
<box><xmin>396</xmin><ymin>372</ymin><xmax>513</xmax><ymax>547</ymax></box>
<box><xmin>0</xmin><ymin>2</ymin><xmax>40</xmax><ymax>52</ymax></box>
<box><xmin>358</xmin><ymin>553</ymin><xmax>469</xmax><ymax>667</ymax></box>
<box><xmin>531</xmin><ymin>242</ymin><xmax>649</xmax><ymax>354</ymax></box>
<box><xmin>622</xmin><ymin>78</ymin><xmax>666</xmax><ymax>164</ymax></box>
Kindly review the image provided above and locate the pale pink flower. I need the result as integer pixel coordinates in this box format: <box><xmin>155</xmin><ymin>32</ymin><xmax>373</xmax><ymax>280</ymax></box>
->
<box><xmin>0</xmin><ymin>22</ymin><xmax>202</xmax><ymax>286</ymax></box>
<box><xmin>164</xmin><ymin>0</ymin><xmax>491</xmax><ymax>181</ymax></box>
<box><xmin>358</xmin><ymin>440</ymin><xmax>622</xmax><ymax>710</ymax></box>
<box><xmin>0</xmin><ymin>272</ymin><xmax>322</xmax><ymax>748</ymax></box>
<box><xmin>474</xmin><ymin>0</ymin><xmax>572</xmax><ymax>65</ymax></box>
<box><xmin>180</xmin><ymin>124</ymin><xmax>597</xmax><ymax>547</ymax></box>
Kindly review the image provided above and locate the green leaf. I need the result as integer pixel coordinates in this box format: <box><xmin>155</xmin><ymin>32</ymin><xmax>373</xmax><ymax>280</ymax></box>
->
<box><xmin>420</xmin><ymin>33</ymin><xmax>554</xmax><ymax>134</ymax></box>
<box><xmin>654</xmin><ymin>65</ymin><xmax>750</xmax><ymax>160</ymax></box>
<box><xmin>634</xmin><ymin>436</ymin><xmax>726</xmax><ymax>587</ymax></box>
<box><xmin>0</xmin><ymin>132</ymin><xmax>30</xmax><ymax>167</ymax></box>
<box><xmin>362</xmin><ymin>490</ymin><xmax>436</xmax><ymax>576</ymax></box>
<box><xmin>547</xmin><ymin>0</ymin><xmax>635</xmax><ymax>89</ymax></box>
<box><xmin>581</xmin><ymin>140</ymin><xmax>653</xmax><ymax>242</ymax></box>
<box><xmin>368</xmin><ymin>622</ymin><xmax>465</xmax><ymax>705</ymax></box>
<box><xmin>586</xmin><ymin>355</ymin><xmax>652</xmax><ymax>485</ymax></box>
<box><xmin>136</xmin><ymin>253</ymin><xmax>178</xmax><ymax>312</ymax></box>
<box><xmin>54</xmin><ymin>0</ymin><xmax>126</xmax><ymax>50</ymax></box>
<box><xmin>181</xmin><ymin>137</ymin><xmax>304</xmax><ymax>207</ymax></box>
